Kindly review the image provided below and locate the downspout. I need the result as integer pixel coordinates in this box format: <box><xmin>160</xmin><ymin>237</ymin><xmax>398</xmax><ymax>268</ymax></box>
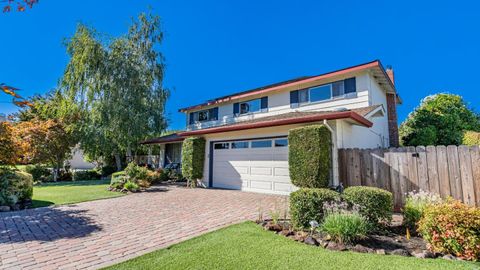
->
<box><xmin>323</xmin><ymin>120</ymin><xmax>339</xmax><ymax>186</ymax></box>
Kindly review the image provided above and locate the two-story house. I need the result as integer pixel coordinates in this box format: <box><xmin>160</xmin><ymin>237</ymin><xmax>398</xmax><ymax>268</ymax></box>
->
<box><xmin>141</xmin><ymin>60</ymin><xmax>401</xmax><ymax>195</ymax></box>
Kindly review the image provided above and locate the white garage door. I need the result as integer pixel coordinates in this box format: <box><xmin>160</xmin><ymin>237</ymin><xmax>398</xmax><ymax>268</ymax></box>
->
<box><xmin>212</xmin><ymin>137</ymin><xmax>294</xmax><ymax>194</ymax></box>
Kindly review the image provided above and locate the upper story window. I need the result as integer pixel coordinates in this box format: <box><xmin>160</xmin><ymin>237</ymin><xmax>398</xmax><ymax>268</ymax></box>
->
<box><xmin>291</xmin><ymin>77</ymin><xmax>356</xmax><ymax>108</ymax></box>
<box><xmin>189</xmin><ymin>107</ymin><xmax>218</xmax><ymax>125</ymax></box>
<box><xmin>233</xmin><ymin>96</ymin><xmax>268</xmax><ymax>116</ymax></box>
<box><xmin>240</xmin><ymin>99</ymin><xmax>261</xmax><ymax>114</ymax></box>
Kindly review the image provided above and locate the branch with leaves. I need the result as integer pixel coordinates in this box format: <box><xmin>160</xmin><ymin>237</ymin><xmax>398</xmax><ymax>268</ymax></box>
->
<box><xmin>1</xmin><ymin>83</ymin><xmax>32</xmax><ymax>107</ymax></box>
<box><xmin>1</xmin><ymin>0</ymin><xmax>38</xmax><ymax>13</ymax></box>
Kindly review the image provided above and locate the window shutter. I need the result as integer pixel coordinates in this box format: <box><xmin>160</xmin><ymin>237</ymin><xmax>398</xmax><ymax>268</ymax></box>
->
<box><xmin>290</xmin><ymin>90</ymin><xmax>299</xmax><ymax>108</ymax></box>
<box><xmin>260</xmin><ymin>97</ymin><xmax>268</xmax><ymax>112</ymax></box>
<box><xmin>209</xmin><ymin>107</ymin><xmax>218</xmax><ymax>121</ymax></box>
<box><xmin>233</xmin><ymin>103</ymin><xmax>239</xmax><ymax>116</ymax></box>
<box><xmin>189</xmin><ymin>112</ymin><xmax>195</xmax><ymax>125</ymax></box>
<box><xmin>344</xmin><ymin>77</ymin><xmax>356</xmax><ymax>94</ymax></box>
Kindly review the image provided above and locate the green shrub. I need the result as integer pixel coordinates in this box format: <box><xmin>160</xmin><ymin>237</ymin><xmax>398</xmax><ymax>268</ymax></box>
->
<box><xmin>111</xmin><ymin>171</ymin><xmax>126</xmax><ymax>184</ymax></box>
<box><xmin>342</xmin><ymin>186</ymin><xmax>393</xmax><ymax>225</ymax></box>
<box><xmin>321</xmin><ymin>212</ymin><xmax>368</xmax><ymax>244</ymax></box>
<box><xmin>123</xmin><ymin>181</ymin><xmax>139</xmax><ymax>192</ymax></box>
<box><xmin>418</xmin><ymin>199</ymin><xmax>480</xmax><ymax>261</ymax></box>
<box><xmin>288</xmin><ymin>125</ymin><xmax>331</xmax><ymax>188</ymax></box>
<box><xmin>289</xmin><ymin>188</ymin><xmax>340</xmax><ymax>229</ymax></box>
<box><xmin>72</xmin><ymin>170</ymin><xmax>101</xmax><ymax>181</ymax></box>
<box><xmin>463</xmin><ymin>130</ymin><xmax>480</xmax><ymax>146</ymax></box>
<box><xmin>403</xmin><ymin>190</ymin><xmax>443</xmax><ymax>231</ymax></box>
<box><xmin>0</xmin><ymin>168</ymin><xmax>33</xmax><ymax>207</ymax></box>
<box><xmin>125</xmin><ymin>162</ymin><xmax>149</xmax><ymax>181</ymax></box>
<box><xmin>181</xmin><ymin>137</ymin><xmax>206</xmax><ymax>185</ymax></box>
<box><xmin>25</xmin><ymin>165</ymin><xmax>50</xmax><ymax>182</ymax></box>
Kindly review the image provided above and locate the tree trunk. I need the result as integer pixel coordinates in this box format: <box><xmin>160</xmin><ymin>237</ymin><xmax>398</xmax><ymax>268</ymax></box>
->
<box><xmin>114</xmin><ymin>153</ymin><xmax>122</xmax><ymax>171</ymax></box>
<box><xmin>126</xmin><ymin>145</ymin><xmax>132</xmax><ymax>163</ymax></box>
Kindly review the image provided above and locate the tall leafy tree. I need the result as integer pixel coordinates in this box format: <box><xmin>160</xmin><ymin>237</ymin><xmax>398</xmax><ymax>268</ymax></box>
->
<box><xmin>400</xmin><ymin>93</ymin><xmax>480</xmax><ymax>146</ymax></box>
<box><xmin>61</xmin><ymin>12</ymin><xmax>169</xmax><ymax>170</ymax></box>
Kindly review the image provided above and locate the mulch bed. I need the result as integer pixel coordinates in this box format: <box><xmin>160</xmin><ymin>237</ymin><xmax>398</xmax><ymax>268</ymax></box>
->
<box><xmin>257</xmin><ymin>216</ymin><xmax>461</xmax><ymax>261</ymax></box>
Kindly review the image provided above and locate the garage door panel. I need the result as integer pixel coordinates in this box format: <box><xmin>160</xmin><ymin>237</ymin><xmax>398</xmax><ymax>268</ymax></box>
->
<box><xmin>273</xmin><ymin>167</ymin><xmax>289</xmax><ymax>176</ymax></box>
<box><xmin>212</xmin><ymin>137</ymin><xmax>293</xmax><ymax>194</ymax></box>
<box><xmin>274</xmin><ymin>182</ymin><xmax>294</xmax><ymax>192</ymax></box>
<box><xmin>250</xmin><ymin>181</ymin><xmax>272</xmax><ymax>190</ymax></box>
<box><xmin>250</xmin><ymin>167</ymin><xmax>272</xmax><ymax>176</ymax></box>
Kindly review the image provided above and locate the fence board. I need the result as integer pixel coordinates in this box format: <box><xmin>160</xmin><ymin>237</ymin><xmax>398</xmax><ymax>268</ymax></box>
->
<box><xmin>416</xmin><ymin>146</ymin><xmax>429</xmax><ymax>191</ymax></box>
<box><xmin>458</xmin><ymin>146</ymin><xmax>476</xmax><ymax>205</ymax></box>
<box><xmin>436</xmin><ymin>145</ymin><xmax>451</xmax><ymax>197</ymax></box>
<box><xmin>406</xmin><ymin>146</ymin><xmax>419</xmax><ymax>192</ymax></box>
<box><xmin>397</xmin><ymin>148</ymin><xmax>408</xmax><ymax>206</ymax></box>
<box><xmin>351</xmin><ymin>148</ymin><xmax>361</xmax><ymax>186</ymax></box>
<box><xmin>470</xmin><ymin>146</ymin><xmax>480</xmax><ymax>207</ymax></box>
<box><xmin>447</xmin><ymin>145</ymin><xmax>463</xmax><ymax>201</ymax></box>
<box><xmin>426</xmin><ymin>146</ymin><xmax>440</xmax><ymax>194</ymax></box>
<box><xmin>339</xmin><ymin>145</ymin><xmax>480</xmax><ymax>208</ymax></box>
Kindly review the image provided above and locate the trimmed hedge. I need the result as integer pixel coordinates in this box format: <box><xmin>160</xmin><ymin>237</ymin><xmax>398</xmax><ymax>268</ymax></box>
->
<box><xmin>0</xmin><ymin>168</ymin><xmax>33</xmax><ymax>207</ymax></box>
<box><xmin>181</xmin><ymin>137</ymin><xmax>206</xmax><ymax>182</ymax></box>
<box><xmin>463</xmin><ymin>130</ymin><xmax>480</xmax><ymax>146</ymax></box>
<box><xmin>288</xmin><ymin>125</ymin><xmax>331</xmax><ymax>188</ymax></box>
<box><xmin>342</xmin><ymin>186</ymin><xmax>393</xmax><ymax>225</ymax></box>
<box><xmin>72</xmin><ymin>170</ymin><xmax>101</xmax><ymax>181</ymax></box>
<box><xmin>290</xmin><ymin>188</ymin><xmax>340</xmax><ymax>229</ymax></box>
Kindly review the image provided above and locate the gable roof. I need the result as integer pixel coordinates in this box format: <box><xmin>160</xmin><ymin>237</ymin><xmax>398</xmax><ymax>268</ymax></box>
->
<box><xmin>179</xmin><ymin>60</ymin><xmax>397</xmax><ymax>112</ymax></box>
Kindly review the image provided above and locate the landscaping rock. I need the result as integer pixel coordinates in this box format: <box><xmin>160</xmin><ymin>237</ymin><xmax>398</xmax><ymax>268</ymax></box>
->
<box><xmin>390</xmin><ymin>249</ymin><xmax>410</xmax><ymax>257</ymax></box>
<box><xmin>351</xmin><ymin>244</ymin><xmax>372</xmax><ymax>253</ymax></box>
<box><xmin>304</xmin><ymin>236</ymin><xmax>319</xmax><ymax>246</ymax></box>
<box><xmin>442</xmin><ymin>254</ymin><xmax>457</xmax><ymax>260</ymax></box>
<box><xmin>326</xmin><ymin>242</ymin><xmax>347</xmax><ymax>251</ymax></box>
<box><xmin>12</xmin><ymin>204</ymin><xmax>21</xmax><ymax>211</ymax></box>
<box><xmin>0</xmin><ymin>206</ymin><xmax>10</xmax><ymax>212</ymax></box>
<box><xmin>279</xmin><ymin>230</ymin><xmax>293</xmax><ymax>237</ymax></box>
<box><xmin>265</xmin><ymin>223</ymin><xmax>282</xmax><ymax>232</ymax></box>
<box><xmin>412</xmin><ymin>250</ymin><xmax>435</xmax><ymax>259</ymax></box>
<box><xmin>376</xmin><ymin>249</ymin><xmax>386</xmax><ymax>255</ymax></box>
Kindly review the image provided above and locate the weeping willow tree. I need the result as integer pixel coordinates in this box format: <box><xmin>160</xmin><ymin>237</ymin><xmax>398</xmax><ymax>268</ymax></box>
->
<box><xmin>61</xmin><ymin>12</ymin><xmax>169</xmax><ymax>170</ymax></box>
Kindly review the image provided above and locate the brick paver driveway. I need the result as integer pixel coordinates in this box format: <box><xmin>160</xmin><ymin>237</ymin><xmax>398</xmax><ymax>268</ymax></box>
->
<box><xmin>0</xmin><ymin>185</ymin><xmax>286</xmax><ymax>270</ymax></box>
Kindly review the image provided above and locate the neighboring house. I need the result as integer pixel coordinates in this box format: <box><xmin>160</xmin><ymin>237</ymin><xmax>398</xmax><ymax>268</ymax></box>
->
<box><xmin>66</xmin><ymin>145</ymin><xmax>96</xmax><ymax>170</ymax></box>
<box><xmin>141</xmin><ymin>60</ymin><xmax>401</xmax><ymax>195</ymax></box>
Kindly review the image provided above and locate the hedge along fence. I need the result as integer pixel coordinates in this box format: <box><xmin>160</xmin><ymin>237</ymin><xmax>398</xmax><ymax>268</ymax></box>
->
<box><xmin>288</xmin><ymin>125</ymin><xmax>332</xmax><ymax>188</ymax></box>
<box><xmin>181</xmin><ymin>137</ymin><xmax>206</xmax><ymax>187</ymax></box>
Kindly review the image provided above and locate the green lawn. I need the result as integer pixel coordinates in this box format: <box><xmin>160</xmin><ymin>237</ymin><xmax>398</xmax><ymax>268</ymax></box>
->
<box><xmin>105</xmin><ymin>222</ymin><xmax>479</xmax><ymax>270</ymax></box>
<box><xmin>32</xmin><ymin>180</ymin><xmax>124</xmax><ymax>208</ymax></box>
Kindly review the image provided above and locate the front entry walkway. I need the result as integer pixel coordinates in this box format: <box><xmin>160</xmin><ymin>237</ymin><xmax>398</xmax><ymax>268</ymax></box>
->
<box><xmin>0</xmin><ymin>185</ymin><xmax>286</xmax><ymax>270</ymax></box>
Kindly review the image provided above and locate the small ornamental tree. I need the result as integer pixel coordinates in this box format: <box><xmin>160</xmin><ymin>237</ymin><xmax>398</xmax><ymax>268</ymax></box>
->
<box><xmin>0</xmin><ymin>122</ymin><xmax>20</xmax><ymax>165</ymax></box>
<box><xmin>181</xmin><ymin>137</ymin><xmax>206</xmax><ymax>187</ymax></box>
<box><xmin>288</xmin><ymin>125</ymin><xmax>332</xmax><ymax>188</ymax></box>
<box><xmin>463</xmin><ymin>131</ymin><xmax>480</xmax><ymax>146</ymax></box>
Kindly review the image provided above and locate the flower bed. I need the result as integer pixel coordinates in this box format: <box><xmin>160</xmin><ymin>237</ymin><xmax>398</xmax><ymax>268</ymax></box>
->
<box><xmin>257</xmin><ymin>188</ymin><xmax>476</xmax><ymax>262</ymax></box>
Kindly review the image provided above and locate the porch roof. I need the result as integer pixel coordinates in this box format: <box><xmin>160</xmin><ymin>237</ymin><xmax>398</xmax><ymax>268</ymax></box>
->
<box><xmin>178</xmin><ymin>106</ymin><xmax>377</xmax><ymax>137</ymax></box>
<box><xmin>140</xmin><ymin>133</ymin><xmax>185</xmax><ymax>145</ymax></box>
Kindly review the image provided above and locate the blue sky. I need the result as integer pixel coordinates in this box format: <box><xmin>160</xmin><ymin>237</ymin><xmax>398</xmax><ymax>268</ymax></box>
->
<box><xmin>1</xmin><ymin>0</ymin><xmax>479</xmax><ymax>130</ymax></box>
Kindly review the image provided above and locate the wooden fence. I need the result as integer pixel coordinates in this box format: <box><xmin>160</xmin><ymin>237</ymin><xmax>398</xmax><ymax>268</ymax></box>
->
<box><xmin>338</xmin><ymin>146</ymin><xmax>480</xmax><ymax>208</ymax></box>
